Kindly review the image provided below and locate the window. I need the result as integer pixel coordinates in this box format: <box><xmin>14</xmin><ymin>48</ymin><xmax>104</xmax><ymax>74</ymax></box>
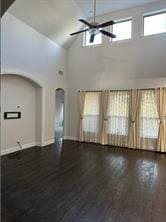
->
<box><xmin>140</xmin><ymin>90</ymin><xmax>159</xmax><ymax>139</ymax></box>
<box><xmin>112</xmin><ymin>19</ymin><xmax>132</xmax><ymax>42</ymax></box>
<box><xmin>83</xmin><ymin>92</ymin><xmax>100</xmax><ymax>133</ymax></box>
<box><xmin>83</xmin><ymin>30</ymin><xmax>102</xmax><ymax>46</ymax></box>
<box><xmin>107</xmin><ymin>91</ymin><xmax>129</xmax><ymax>136</ymax></box>
<box><xmin>143</xmin><ymin>11</ymin><xmax>166</xmax><ymax>36</ymax></box>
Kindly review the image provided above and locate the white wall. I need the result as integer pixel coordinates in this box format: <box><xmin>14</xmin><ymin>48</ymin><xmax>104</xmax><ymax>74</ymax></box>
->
<box><xmin>67</xmin><ymin>1</ymin><xmax>166</xmax><ymax>139</ymax></box>
<box><xmin>1</xmin><ymin>75</ymin><xmax>38</xmax><ymax>153</ymax></box>
<box><xmin>1</xmin><ymin>12</ymin><xmax>68</xmax><ymax>152</ymax></box>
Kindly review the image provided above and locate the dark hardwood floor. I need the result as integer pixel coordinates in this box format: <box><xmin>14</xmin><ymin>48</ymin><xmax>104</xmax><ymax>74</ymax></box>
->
<box><xmin>1</xmin><ymin>140</ymin><xmax>166</xmax><ymax>222</ymax></box>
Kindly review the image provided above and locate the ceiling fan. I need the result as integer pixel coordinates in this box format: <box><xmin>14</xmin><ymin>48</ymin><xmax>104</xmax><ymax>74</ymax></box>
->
<box><xmin>70</xmin><ymin>0</ymin><xmax>116</xmax><ymax>43</ymax></box>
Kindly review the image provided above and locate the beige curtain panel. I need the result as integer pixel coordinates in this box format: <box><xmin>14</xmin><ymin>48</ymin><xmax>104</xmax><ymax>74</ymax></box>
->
<box><xmin>128</xmin><ymin>90</ymin><xmax>140</xmax><ymax>149</ymax></box>
<box><xmin>78</xmin><ymin>91</ymin><xmax>86</xmax><ymax>142</ymax></box>
<box><xmin>78</xmin><ymin>87</ymin><xmax>166</xmax><ymax>152</ymax></box>
<box><xmin>101</xmin><ymin>91</ymin><xmax>109</xmax><ymax>145</ymax></box>
<box><xmin>156</xmin><ymin>87</ymin><xmax>166</xmax><ymax>152</ymax></box>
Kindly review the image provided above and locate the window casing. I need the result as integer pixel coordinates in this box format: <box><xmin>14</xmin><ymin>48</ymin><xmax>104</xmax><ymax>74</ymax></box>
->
<box><xmin>111</xmin><ymin>18</ymin><xmax>132</xmax><ymax>42</ymax></box>
<box><xmin>143</xmin><ymin>11</ymin><xmax>166</xmax><ymax>36</ymax></box>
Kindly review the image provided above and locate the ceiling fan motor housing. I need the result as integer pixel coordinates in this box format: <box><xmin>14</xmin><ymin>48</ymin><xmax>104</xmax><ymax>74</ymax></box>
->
<box><xmin>89</xmin><ymin>27</ymin><xmax>100</xmax><ymax>35</ymax></box>
<box><xmin>90</xmin><ymin>22</ymin><xmax>99</xmax><ymax>27</ymax></box>
<box><xmin>89</xmin><ymin>22</ymin><xmax>101</xmax><ymax>35</ymax></box>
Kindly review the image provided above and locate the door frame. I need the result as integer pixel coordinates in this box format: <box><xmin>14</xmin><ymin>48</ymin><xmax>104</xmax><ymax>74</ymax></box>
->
<box><xmin>55</xmin><ymin>88</ymin><xmax>65</xmax><ymax>139</ymax></box>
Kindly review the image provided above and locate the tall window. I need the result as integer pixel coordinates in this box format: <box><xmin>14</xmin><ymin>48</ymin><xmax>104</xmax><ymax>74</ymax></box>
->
<box><xmin>143</xmin><ymin>11</ymin><xmax>166</xmax><ymax>36</ymax></box>
<box><xmin>83</xmin><ymin>92</ymin><xmax>100</xmax><ymax>133</ymax></box>
<box><xmin>83</xmin><ymin>30</ymin><xmax>102</xmax><ymax>46</ymax></box>
<box><xmin>112</xmin><ymin>18</ymin><xmax>132</xmax><ymax>42</ymax></box>
<box><xmin>79</xmin><ymin>88</ymin><xmax>165</xmax><ymax>151</ymax></box>
<box><xmin>140</xmin><ymin>90</ymin><xmax>159</xmax><ymax>139</ymax></box>
<box><xmin>107</xmin><ymin>91</ymin><xmax>129</xmax><ymax>136</ymax></box>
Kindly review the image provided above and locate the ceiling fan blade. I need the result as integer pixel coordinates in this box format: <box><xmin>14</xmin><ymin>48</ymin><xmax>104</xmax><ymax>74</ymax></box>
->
<box><xmin>98</xmin><ymin>20</ymin><xmax>115</xmax><ymax>28</ymax></box>
<box><xmin>100</xmin><ymin>30</ymin><xmax>116</xmax><ymax>38</ymax></box>
<box><xmin>79</xmin><ymin>19</ymin><xmax>92</xmax><ymax>27</ymax></box>
<box><xmin>90</xmin><ymin>34</ymin><xmax>95</xmax><ymax>43</ymax></box>
<box><xmin>70</xmin><ymin>28</ymin><xmax>90</xmax><ymax>36</ymax></box>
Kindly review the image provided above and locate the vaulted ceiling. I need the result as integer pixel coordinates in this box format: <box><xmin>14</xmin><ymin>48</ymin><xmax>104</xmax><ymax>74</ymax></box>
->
<box><xmin>7</xmin><ymin>0</ymin><xmax>160</xmax><ymax>48</ymax></box>
<box><xmin>74</xmin><ymin>0</ymin><xmax>159</xmax><ymax>17</ymax></box>
<box><xmin>1</xmin><ymin>0</ymin><xmax>15</xmax><ymax>16</ymax></box>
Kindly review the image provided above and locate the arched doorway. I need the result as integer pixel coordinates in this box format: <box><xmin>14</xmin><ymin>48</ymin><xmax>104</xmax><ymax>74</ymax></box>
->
<box><xmin>55</xmin><ymin>88</ymin><xmax>65</xmax><ymax>139</ymax></box>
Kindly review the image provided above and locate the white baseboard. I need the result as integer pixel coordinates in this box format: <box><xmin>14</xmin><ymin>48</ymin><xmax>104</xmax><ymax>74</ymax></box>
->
<box><xmin>1</xmin><ymin>137</ymin><xmax>78</xmax><ymax>155</ymax></box>
<box><xmin>39</xmin><ymin>139</ymin><xmax>55</xmax><ymax>147</ymax></box>
<box><xmin>1</xmin><ymin>142</ymin><xmax>37</xmax><ymax>156</ymax></box>
<box><xmin>1</xmin><ymin>139</ymin><xmax>55</xmax><ymax>156</ymax></box>
<box><xmin>63</xmin><ymin>136</ymin><xmax>78</xmax><ymax>141</ymax></box>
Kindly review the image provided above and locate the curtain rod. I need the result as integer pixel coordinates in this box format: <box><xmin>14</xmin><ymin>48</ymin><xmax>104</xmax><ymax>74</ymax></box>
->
<box><xmin>78</xmin><ymin>87</ymin><xmax>165</xmax><ymax>93</ymax></box>
<box><xmin>78</xmin><ymin>89</ymin><xmax>129</xmax><ymax>92</ymax></box>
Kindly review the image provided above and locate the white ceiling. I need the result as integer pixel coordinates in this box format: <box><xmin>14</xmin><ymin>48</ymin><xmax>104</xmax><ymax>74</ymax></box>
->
<box><xmin>75</xmin><ymin>0</ymin><xmax>159</xmax><ymax>17</ymax></box>
<box><xmin>8</xmin><ymin>0</ymin><xmax>85</xmax><ymax>48</ymax></box>
<box><xmin>8</xmin><ymin>0</ymin><xmax>160</xmax><ymax>48</ymax></box>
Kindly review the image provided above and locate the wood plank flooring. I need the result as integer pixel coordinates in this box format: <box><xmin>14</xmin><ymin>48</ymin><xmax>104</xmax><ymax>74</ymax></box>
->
<box><xmin>1</xmin><ymin>140</ymin><xmax>166</xmax><ymax>222</ymax></box>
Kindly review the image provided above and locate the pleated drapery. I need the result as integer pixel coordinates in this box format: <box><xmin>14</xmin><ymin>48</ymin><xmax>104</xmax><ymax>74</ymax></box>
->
<box><xmin>156</xmin><ymin>88</ymin><xmax>166</xmax><ymax>152</ymax></box>
<box><xmin>78</xmin><ymin>87</ymin><xmax>166</xmax><ymax>152</ymax></box>
<box><xmin>101</xmin><ymin>91</ymin><xmax>109</xmax><ymax>145</ymax></box>
<box><xmin>128</xmin><ymin>90</ymin><xmax>140</xmax><ymax>148</ymax></box>
<box><xmin>78</xmin><ymin>91</ymin><xmax>86</xmax><ymax>142</ymax></box>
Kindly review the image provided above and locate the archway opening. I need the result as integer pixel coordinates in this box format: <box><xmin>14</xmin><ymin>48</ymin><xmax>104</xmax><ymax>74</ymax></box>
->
<box><xmin>55</xmin><ymin>88</ymin><xmax>65</xmax><ymax>140</ymax></box>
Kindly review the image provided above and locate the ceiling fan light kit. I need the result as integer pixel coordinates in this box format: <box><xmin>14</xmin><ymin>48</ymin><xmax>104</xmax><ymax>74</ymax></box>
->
<box><xmin>70</xmin><ymin>0</ymin><xmax>116</xmax><ymax>43</ymax></box>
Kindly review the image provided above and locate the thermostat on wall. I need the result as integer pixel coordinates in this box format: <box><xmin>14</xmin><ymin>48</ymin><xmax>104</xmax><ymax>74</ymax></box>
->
<box><xmin>4</xmin><ymin>112</ymin><xmax>21</xmax><ymax>119</ymax></box>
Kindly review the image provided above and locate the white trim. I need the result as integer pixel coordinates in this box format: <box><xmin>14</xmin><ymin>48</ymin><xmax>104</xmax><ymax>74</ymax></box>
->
<box><xmin>142</xmin><ymin>10</ymin><xmax>166</xmax><ymax>37</ymax></box>
<box><xmin>41</xmin><ymin>88</ymin><xmax>45</xmax><ymax>145</ymax></box>
<box><xmin>111</xmin><ymin>18</ymin><xmax>132</xmax><ymax>43</ymax></box>
<box><xmin>64</xmin><ymin>136</ymin><xmax>78</xmax><ymax>141</ymax></box>
<box><xmin>143</xmin><ymin>8</ymin><xmax>166</xmax><ymax>17</ymax></box>
<box><xmin>141</xmin><ymin>32</ymin><xmax>166</xmax><ymax>39</ymax></box>
<box><xmin>39</xmin><ymin>139</ymin><xmax>55</xmax><ymax>147</ymax></box>
<box><xmin>1</xmin><ymin>142</ymin><xmax>37</xmax><ymax>156</ymax></box>
<box><xmin>1</xmin><ymin>139</ymin><xmax>55</xmax><ymax>155</ymax></box>
<box><xmin>113</xmin><ymin>16</ymin><xmax>132</xmax><ymax>24</ymax></box>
